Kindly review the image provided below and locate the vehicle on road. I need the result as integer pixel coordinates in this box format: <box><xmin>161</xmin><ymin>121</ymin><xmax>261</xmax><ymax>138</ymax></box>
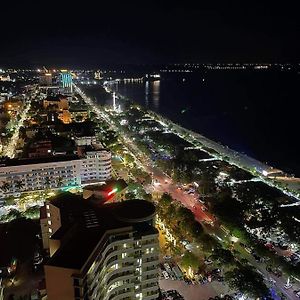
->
<box><xmin>162</xmin><ymin>270</ymin><xmax>169</xmax><ymax>279</ymax></box>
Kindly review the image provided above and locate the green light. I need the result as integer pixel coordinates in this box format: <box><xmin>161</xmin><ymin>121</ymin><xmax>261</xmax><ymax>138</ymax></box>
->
<box><xmin>108</xmin><ymin>187</ymin><xmax>118</xmax><ymax>196</ymax></box>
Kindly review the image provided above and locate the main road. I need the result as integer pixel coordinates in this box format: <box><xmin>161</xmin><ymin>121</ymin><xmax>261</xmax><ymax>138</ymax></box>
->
<box><xmin>75</xmin><ymin>83</ymin><xmax>299</xmax><ymax>299</ymax></box>
<box><xmin>1</xmin><ymin>100</ymin><xmax>31</xmax><ymax>158</ymax></box>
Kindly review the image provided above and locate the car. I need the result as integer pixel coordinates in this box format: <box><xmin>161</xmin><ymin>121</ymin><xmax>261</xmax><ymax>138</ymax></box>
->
<box><xmin>180</xmin><ymin>240</ymin><xmax>189</xmax><ymax>246</ymax></box>
<box><xmin>204</xmin><ymin>259</ymin><xmax>213</xmax><ymax>265</ymax></box>
<box><xmin>284</xmin><ymin>283</ymin><xmax>292</xmax><ymax>290</ymax></box>
<box><xmin>244</xmin><ymin>246</ymin><xmax>252</xmax><ymax>254</ymax></box>
<box><xmin>162</xmin><ymin>270</ymin><xmax>169</xmax><ymax>279</ymax></box>
<box><xmin>201</xmin><ymin>276</ymin><xmax>208</xmax><ymax>284</ymax></box>
<box><xmin>269</xmin><ymin>278</ymin><xmax>276</xmax><ymax>284</ymax></box>
<box><xmin>252</xmin><ymin>253</ymin><xmax>262</xmax><ymax>262</ymax></box>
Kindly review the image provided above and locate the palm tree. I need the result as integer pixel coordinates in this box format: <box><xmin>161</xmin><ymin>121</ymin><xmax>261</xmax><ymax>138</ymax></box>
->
<box><xmin>44</xmin><ymin>177</ymin><xmax>51</xmax><ymax>187</ymax></box>
<box><xmin>1</xmin><ymin>182</ymin><xmax>11</xmax><ymax>192</ymax></box>
<box><xmin>57</xmin><ymin>176</ymin><xmax>64</xmax><ymax>188</ymax></box>
<box><xmin>15</xmin><ymin>180</ymin><xmax>24</xmax><ymax>191</ymax></box>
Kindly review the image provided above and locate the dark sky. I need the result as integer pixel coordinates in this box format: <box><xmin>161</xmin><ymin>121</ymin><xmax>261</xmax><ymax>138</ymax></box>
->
<box><xmin>1</xmin><ymin>1</ymin><xmax>299</xmax><ymax>67</ymax></box>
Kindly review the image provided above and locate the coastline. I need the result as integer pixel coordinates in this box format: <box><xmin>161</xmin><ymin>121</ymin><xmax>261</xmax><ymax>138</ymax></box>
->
<box><xmin>102</xmin><ymin>84</ymin><xmax>300</xmax><ymax>202</ymax></box>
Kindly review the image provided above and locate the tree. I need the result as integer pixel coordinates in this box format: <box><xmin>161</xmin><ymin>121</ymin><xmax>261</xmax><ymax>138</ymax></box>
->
<box><xmin>44</xmin><ymin>177</ymin><xmax>51</xmax><ymax>188</ymax></box>
<box><xmin>57</xmin><ymin>176</ymin><xmax>64</xmax><ymax>187</ymax></box>
<box><xmin>181</xmin><ymin>251</ymin><xmax>199</xmax><ymax>270</ymax></box>
<box><xmin>187</xmin><ymin>221</ymin><xmax>204</xmax><ymax>240</ymax></box>
<box><xmin>15</xmin><ymin>180</ymin><xmax>24</xmax><ymax>191</ymax></box>
<box><xmin>160</xmin><ymin>193</ymin><xmax>173</xmax><ymax>208</ymax></box>
<box><xmin>1</xmin><ymin>181</ymin><xmax>11</xmax><ymax>192</ymax></box>
<box><xmin>211</xmin><ymin>248</ymin><xmax>234</xmax><ymax>265</ymax></box>
<box><xmin>225</xmin><ymin>265</ymin><xmax>269</xmax><ymax>299</ymax></box>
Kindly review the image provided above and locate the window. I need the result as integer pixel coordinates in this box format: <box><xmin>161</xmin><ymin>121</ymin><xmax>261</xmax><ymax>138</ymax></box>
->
<box><xmin>73</xmin><ymin>278</ymin><xmax>80</xmax><ymax>286</ymax></box>
<box><xmin>48</xmin><ymin>228</ymin><xmax>52</xmax><ymax>233</ymax></box>
<box><xmin>74</xmin><ymin>287</ymin><xmax>80</xmax><ymax>297</ymax></box>
<box><xmin>48</xmin><ymin>220</ymin><xmax>52</xmax><ymax>225</ymax></box>
<box><xmin>47</xmin><ymin>213</ymin><xmax>50</xmax><ymax>218</ymax></box>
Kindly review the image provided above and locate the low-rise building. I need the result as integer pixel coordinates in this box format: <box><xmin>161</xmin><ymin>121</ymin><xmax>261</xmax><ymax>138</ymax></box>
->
<box><xmin>43</xmin><ymin>95</ymin><xmax>69</xmax><ymax>110</ymax></box>
<box><xmin>74</xmin><ymin>135</ymin><xmax>97</xmax><ymax>147</ymax></box>
<box><xmin>70</xmin><ymin>108</ymin><xmax>89</xmax><ymax>122</ymax></box>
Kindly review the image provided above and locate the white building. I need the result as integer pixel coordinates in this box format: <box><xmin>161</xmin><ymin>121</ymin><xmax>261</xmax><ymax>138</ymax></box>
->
<box><xmin>75</xmin><ymin>135</ymin><xmax>98</xmax><ymax>146</ymax></box>
<box><xmin>0</xmin><ymin>149</ymin><xmax>112</xmax><ymax>198</ymax></box>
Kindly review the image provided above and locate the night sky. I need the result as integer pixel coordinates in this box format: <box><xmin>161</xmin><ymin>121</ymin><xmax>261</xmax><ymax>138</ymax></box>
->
<box><xmin>1</xmin><ymin>2</ymin><xmax>300</xmax><ymax>67</ymax></box>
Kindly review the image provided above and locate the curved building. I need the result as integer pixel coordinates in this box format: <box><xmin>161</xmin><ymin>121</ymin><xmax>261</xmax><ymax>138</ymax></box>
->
<box><xmin>44</xmin><ymin>197</ymin><xmax>160</xmax><ymax>300</ymax></box>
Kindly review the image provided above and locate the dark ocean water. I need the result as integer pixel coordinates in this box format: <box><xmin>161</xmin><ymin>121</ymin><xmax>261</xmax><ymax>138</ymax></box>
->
<box><xmin>89</xmin><ymin>70</ymin><xmax>300</xmax><ymax>176</ymax></box>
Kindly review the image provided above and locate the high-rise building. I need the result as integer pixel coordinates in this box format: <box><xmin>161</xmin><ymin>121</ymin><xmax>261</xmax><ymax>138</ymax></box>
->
<box><xmin>43</xmin><ymin>195</ymin><xmax>160</xmax><ymax>300</ymax></box>
<box><xmin>59</xmin><ymin>71</ymin><xmax>73</xmax><ymax>94</ymax></box>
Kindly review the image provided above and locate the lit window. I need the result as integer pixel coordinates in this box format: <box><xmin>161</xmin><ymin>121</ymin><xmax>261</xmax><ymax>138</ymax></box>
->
<box><xmin>47</xmin><ymin>213</ymin><xmax>50</xmax><ymax>218</ymax></box>
<box><xmin>122</xmin><ymin>253</ymin><xmax>127</xmax><ymax>259</ymax></box>
<box><xmin>48</xmin><ymin>220</ymin><xmax>52</xmax><ymax>225</ymax></box>
<box><xmin>49</xmin><ymin>228</ymin><xmax>52</xmax><ymax>233</ymax></box>
<box><xmin>46</xmin><ymin>205</ymin><xmax>50</xmax><ymax>210</ymax></box>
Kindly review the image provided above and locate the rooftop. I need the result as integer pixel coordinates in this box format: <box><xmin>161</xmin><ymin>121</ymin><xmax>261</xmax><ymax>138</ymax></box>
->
<box><xmin>84</xmin><ymin>179</ymin><xmax>127</xmax><ymax>193</ymax></box>
<box><xmin>0</xmin><ymin>155</ymin><xmax>80</xmax><ymax>167</ymax></box>
<box><xmin>45</xmin><ymin>193</ymin><xmax>157</xmax><ymax>270</ymax></box>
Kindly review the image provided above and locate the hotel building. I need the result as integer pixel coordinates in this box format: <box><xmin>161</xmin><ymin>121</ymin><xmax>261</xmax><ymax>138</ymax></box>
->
<box><xmin>0</xmin><ymin>149</ymin><xmax>112</xmax><ymax>198</ymax></box>
<box><xmin>43</xmin><ymin>195</ymin><xmax>160</xmax><ymax>300</ymax></box>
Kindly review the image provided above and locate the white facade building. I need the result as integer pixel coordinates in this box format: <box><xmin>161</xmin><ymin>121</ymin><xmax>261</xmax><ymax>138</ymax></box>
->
<box><xmin>0</xmin><ymin>150</ymin><xmax>112</xmax><ymax>198</ymax></box>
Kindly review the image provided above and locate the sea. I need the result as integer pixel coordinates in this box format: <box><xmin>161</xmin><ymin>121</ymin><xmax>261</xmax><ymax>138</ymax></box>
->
<box><xmin>85</xmin><ymin>70</ymin><xmax>300</xmax><ymax>176</ymax></box>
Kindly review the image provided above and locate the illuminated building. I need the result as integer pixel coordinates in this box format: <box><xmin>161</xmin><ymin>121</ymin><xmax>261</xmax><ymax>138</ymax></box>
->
<box><xmin>70</xmin><ymin>108</ymin><xmax>89</xmax><ymax>122</ymax></box>
<box><xmin>75</xmin><ymin>135</ymin><xmax>98</xmax><ymax>146</ymax></box>
<box><xmin>94</xmin><ymin>70</ymin><xmax>102</xmax><ymax>80</ymax></box>
<box><xmin>43</xmin><ymin>95</ymin><xmax>69</xmax><ymax>110</ymax></box>
<box><xmin>59</xmin><ymin>71</ymin><xmax>73</xmax><ymax>94</ymax></box>
<box><xmin>0</xmin><ymin>149</ymin><xmax>112</xmax><ymax>198</ymax></box>
<box><xmin>43</xmin><ymin>95</ymin><xmax>71</xmax><ymax>124</ymax></box>
<box><xmin>43</xmin><ymin>196</ymin><xmax>160</xmax><ymax>300</ymax></box>
<box><xmin>4</xmin><ymin>100</ymin><xmax>23</xmax><ymax>114</ymax></box>
<box><xmin>0</xmin><ymin>74</ymin><xmax>11</xmax><ymax>82</ymax></box>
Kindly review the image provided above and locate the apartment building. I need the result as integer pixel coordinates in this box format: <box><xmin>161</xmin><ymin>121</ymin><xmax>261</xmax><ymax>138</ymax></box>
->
<box><xmin>43</xmin><ymin>195</ymin><xmax>160</xmax><ymax>300</ymax></box>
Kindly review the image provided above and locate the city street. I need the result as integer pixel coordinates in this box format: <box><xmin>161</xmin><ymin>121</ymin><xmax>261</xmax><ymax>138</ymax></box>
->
<box><xmin>1</xmin><ymin>99</ymin><xmax>31</xmax><ymax>158</ymax></box>
<box><xmin>76</xmin><ymin>84</ymin><xmax>300</xmax><ymax>299</ymax></box>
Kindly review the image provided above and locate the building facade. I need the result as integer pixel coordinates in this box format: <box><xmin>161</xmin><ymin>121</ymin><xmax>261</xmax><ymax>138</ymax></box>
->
<box><xmin>0</xmin><ymin>150</ymin><xmax>112</xmax><ymax>198</ymax></box>
<box><xmin>59</xmin><ymin>71</ymin><xmax>73</xmax><ymax>94</ymax></box>
<box><xmin>44</xmin><ymin>198</ymin><xmax>160</xmax><ymax>300</ymax></box>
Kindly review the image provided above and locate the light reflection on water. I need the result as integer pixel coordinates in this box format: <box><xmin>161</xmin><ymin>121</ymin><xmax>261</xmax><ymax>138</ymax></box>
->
<box><xmin>112</xmin><ymin>80</ymin><xmax>160</xmax><ymax>111</ymax></box>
